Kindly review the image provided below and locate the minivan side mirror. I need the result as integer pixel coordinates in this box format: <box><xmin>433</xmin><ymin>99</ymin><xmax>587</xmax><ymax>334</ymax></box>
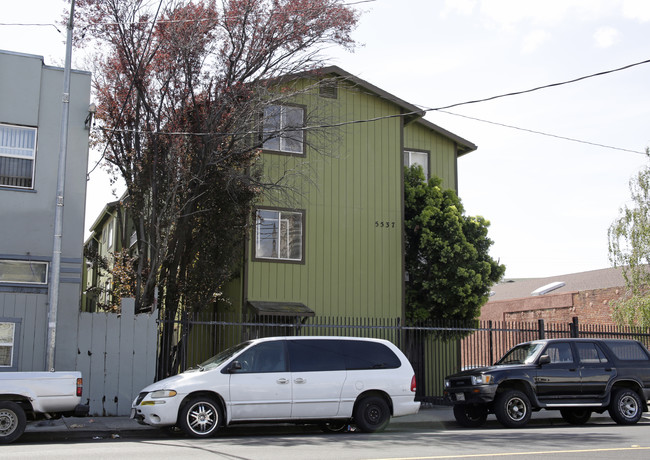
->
<box><xmin>538</xmin><ymin>354</ymin><xmax>551</xmax><ymax>366</ymax></box>
<box><xmin>228</xmin><ymin>361</ymin><xmax>242</xmax><ymax>373</ymax></box>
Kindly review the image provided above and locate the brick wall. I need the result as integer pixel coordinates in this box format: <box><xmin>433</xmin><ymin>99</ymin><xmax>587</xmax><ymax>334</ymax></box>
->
<box><xmin>482</xmin><ymin>287</ymin><xmax>623</xmax><ymax>325</ymax></box>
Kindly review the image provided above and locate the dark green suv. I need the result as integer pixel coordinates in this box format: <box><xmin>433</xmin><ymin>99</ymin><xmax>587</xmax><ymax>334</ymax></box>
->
<box><xmin>444</xmin><ymin>338</ymin><xmax>650</xmax><ymax>428</ymax></box>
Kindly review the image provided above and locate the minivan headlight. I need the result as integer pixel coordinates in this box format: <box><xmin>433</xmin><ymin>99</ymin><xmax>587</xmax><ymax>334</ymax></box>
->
<box><xmin>470</xmin><ymin>374</ymin><xmax>494</xmax><ymax>385</ymax></box>
<box><xmin>149</xmin><ymin>389</ymin><xmax>177</xmax><ymax>399</ymax></box>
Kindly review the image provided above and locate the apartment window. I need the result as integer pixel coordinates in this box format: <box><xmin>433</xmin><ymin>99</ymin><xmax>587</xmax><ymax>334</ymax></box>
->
<box><xmin>107</xmin><ymin>220</ymin><xmax>114</xmax><ymax>250</ymax></box>
<box><xmin>0</xmin><ymin>322</ymin><xmax>16</xmax><ymax>367</ymax></box>
<box><xmin>0</xmin><ymin>123</ymin><xmax>37</xmax><ymax>189</ymax></box>
<box><xmin>404</xmin><ymin>150</ymin><xmax>429</xmax><ymax>179</ymax></box>
<box><xmin>0</xmin><ymin>260</ymin><xmax>48</xmax><ymax>285</ymax></box>
<box><xmin>255</xmin><ymin>209</ymin><xmax>304</xmax><ymax>262</ymax></box>
<box><xmin>262</xmin><ymin>105</ymin><xmax>305</xmax><ymax>155</ymax></box>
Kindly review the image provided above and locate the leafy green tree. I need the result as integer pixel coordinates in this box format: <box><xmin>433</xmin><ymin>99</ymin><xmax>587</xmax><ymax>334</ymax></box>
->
<box><xmin>608</xmin><ymin>151</ymin><xmax>650</xmax><ymax>327</ymax></box>
<box><xmin>404</xmin><ymin>165</ymin><xmax>505</xmax><ymax>323</ymax></box>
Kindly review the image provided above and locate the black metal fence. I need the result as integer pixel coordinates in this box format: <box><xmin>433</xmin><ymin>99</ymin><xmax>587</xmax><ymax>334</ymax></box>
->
<box><xmin>156</xmin><ymin>313</ymin><xmax>650</xmax><ymax>404</ymax></box>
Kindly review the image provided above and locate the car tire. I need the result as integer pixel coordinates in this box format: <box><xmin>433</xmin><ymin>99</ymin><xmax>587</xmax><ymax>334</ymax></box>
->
<box><xmin>560</xmin><ymin>408</ymin><xmax>592</xmax><ymax>425</ymax></box>
<box><xmin>453</xmin><ymin>404</ymin><xmax>488</xmax><ymax>428</ymax></box>
<box><xmin>494</xmin><ymin>389</ymin><xmax>531</xmax><ymax>428</ymax></box>
<box><xmin>609</xmin><ymin>388</ymin><xmax>643</xmax><ymax>425</ymax></box>
<box><xmin>354</xmin><ymin>395</ymin><xmax>390</xmax><ymax>433</ymax></box>
<box><xmin>178</xmin><ymin>396</ymin><xmax>223</xmax><ymax>438</ymax></box>
<box><xmin>0</xmin><ymin>401</ymin><xmax>27</xmax><ymax>444</ymax></box>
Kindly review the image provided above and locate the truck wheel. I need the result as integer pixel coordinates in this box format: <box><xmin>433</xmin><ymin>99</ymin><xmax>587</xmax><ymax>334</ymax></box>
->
<box><xmin>560</xmin><ymin>408</ymin><xmax>592</xmax><ymax>425</ymax></box>
<box><xmin>453</xmin><ymin>404</ymin><xmax>488</xmax><ymax>428</ymax></box>
<box><xmin>494</xmin><ymin>389</ymin><xmax>531</xmax><ymax>428</ymax></box>
<box><xmin>609</xmin><ymin>388</ymin><xmax>643</xmax><ymax>425</ymax></box>
<box><xmin>354</xmin><ymin>395</ymin><xmax>390</xmax><ymax>433</ymax></box>
<box><xmin>178</xmin><ymin>397</ymin><xmax>222</xmax><ymax>438</ymax></box>
<box><xmin>0</xmin><ymin>401</ymin><xmax>27</xmax><ymax>444</ymax></box>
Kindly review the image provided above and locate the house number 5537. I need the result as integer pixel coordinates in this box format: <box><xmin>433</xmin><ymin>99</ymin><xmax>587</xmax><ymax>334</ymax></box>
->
<box><xmin>375</xmin><ymin>221</ymin><xmax>396</xmax><ymax>228</ymax></box>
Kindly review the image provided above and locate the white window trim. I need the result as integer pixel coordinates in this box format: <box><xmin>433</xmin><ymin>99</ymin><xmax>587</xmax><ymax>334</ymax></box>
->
<box><xmin>254</xmin><ymin>208</ymin><xmax>304</xmax><ymax>262</ymax></box>
<box><xmin>0</xmin><ymin>259</ymin><xmax>48</xmax><ymax>285</ymax></box>
<box><xmin>262</xmin><ymin>105</ymin><xmax>305</xmax><ymax>155</ymax></box>
<box><xmin>404</xmin><ymin>150</ymin><xmax>429</xmax><ymax>179</ymax></box>
<box><xmin>0</xmin><ymin>320</ymin><xmax>19</xmax><ymax>369</ymax></box>
<box><xmin>0</xmin><ymin>123</ymin><xmax>37</xmax><ymax>190</ymax></box>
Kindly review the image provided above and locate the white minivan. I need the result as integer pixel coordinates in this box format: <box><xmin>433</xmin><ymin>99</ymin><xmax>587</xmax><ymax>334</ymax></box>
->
<box><xmin>131</xmin><ymin>336</ymin><xmax>420</xmax><ymax>437</ymax></box>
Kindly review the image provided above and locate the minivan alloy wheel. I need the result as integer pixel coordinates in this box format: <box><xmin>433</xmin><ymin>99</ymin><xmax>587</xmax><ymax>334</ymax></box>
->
<box><xmin>179</xmin><ymin>397</ymin><xmax>222</xmax><ymax>438</ymax></box>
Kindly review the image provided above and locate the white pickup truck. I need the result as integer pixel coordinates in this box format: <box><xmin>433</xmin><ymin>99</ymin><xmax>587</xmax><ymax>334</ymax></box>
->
<box><xmin>0</xmin><ymin>371</ymin><xmax>88</xmax><ymax>443</ymax></box>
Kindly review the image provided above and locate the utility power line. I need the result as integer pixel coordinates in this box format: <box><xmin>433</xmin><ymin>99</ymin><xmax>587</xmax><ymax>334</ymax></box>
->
<box><xmin>437</xmin><ymin>110</ymin><xmax>647</xmax><ymax>155</ymax></box>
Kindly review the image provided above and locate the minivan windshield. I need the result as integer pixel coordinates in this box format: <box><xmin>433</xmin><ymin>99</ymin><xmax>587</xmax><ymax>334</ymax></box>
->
<box><xmin>496</xmin><ymin>342</ymin><xmax>545</xmax><ymax>365</ymax></box>
<box><xmin>196</xmin><ymin>341</ymin><xmax>251</xmax><ymax>371</ymax></box>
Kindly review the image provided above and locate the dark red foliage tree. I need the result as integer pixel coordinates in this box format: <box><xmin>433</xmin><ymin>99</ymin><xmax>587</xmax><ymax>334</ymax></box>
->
<box><xmin>72</xmin><ymin>0</ymin><xmax>358</xmax><ymax>376</ymax></box>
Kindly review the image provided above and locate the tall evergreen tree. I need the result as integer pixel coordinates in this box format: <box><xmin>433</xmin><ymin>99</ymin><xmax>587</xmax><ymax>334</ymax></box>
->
<box><xmin>404</xmin><ymin>165</ymin><xmax>505</xmax><ymax>323</ymax></box>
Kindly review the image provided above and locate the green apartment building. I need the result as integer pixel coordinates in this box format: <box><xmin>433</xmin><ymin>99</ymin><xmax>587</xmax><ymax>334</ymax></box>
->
<box><xmin>84</xmin><ymin>66</ymin><xmax>476</xmax><ymax>327</ymax></box>
<box><xmin>231</xmin><ymin>66</ymin><xmax>476</xmax><ymax>324</ymax></box>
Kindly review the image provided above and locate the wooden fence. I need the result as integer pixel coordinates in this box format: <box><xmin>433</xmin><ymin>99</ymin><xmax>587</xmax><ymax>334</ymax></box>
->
<box><xmin>76</xmin><ymin>299</ymin><xmax>157</xmax><ymax>416</ymax></box>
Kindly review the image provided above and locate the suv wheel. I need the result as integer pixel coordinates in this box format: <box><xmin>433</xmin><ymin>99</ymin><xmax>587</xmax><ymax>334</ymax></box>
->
<box><xmin>179</xmin><ymin>396</ymin><xmax>222</xmax><ymax>438</ymax></box>
<box><xmin>494</xmin><ymin>389</ymin><xmax>531</xmax><ymax>428</ymax></box>
<box><xmin>609</xmin><ymin>388</ymin><xmax>643</xmax><ymax>425</ymax></box>
<box><xmin>354</xmin><ymin>395</ymin><xmax>390</xmax><ymax>433</ymax></box>
<box><xmin>560</xmin><ymin>408</ymin><xmax>592</xmax><ymax>425</ymax></box>
<box><xmin>453</xmin><ymin>404</ymin><xmax>488</xmax><ymax>428</ymax></box>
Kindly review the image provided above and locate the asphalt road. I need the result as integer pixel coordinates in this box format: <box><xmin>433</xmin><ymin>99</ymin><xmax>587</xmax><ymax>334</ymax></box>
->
<box><xmin>6</xmin><ymin>412</ymin><xmax>650</xmax><ymax>460</ymax></box>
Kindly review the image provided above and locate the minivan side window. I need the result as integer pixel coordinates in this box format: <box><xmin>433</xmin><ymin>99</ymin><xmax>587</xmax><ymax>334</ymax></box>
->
<box><xmin>288</xmin><ymin>340</ymin><xmax>345</xmax><ymax>372</ymax></box>
<box><xmin>344</xmin><ymin>341</ymin><xmax>401</xmax><ymax>370</ymax></box>
<box><xmin>232</xmin><ymin>340</ymin><xmax>287</xmax><ymax>373</ymax></box>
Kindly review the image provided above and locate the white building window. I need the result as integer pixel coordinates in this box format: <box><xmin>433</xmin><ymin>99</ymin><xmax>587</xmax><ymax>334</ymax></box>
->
<box><xmin>107</xmin><ymin>220</ymin><xmax>114</xmax><ymax>250</ymax></box>
<box><xmin>263</xmin><ymin>105</ymin><xmax>305</xmax><ymax>154</ymax></box>
<box><xmin>255</xmin><ymin>209</ymin><xmax>303</xmax><ymax>262</ymax></box>
<box><xmin>0</xmin><ymin>322</ymin><xmax>16</xmax><ymax>367</ymax></box>
<box><xmin>0</xmin><ymin>260</ymin><xmax>48</xmax><ymax>285</ymax></box>
<box><xmin>0</xmin><ymin>123</ymin><xmax>37</xmax><ymax>189</ymax></box>
<box><xmin>404</xmin><ymin>150</ymin><xmax>429</xmax><ymax>179</ymax></box>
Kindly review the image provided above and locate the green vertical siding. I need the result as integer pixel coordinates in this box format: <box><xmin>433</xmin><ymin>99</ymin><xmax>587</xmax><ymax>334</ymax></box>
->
<box><xmin>246</xmin><ymin>78</ymin><xmax>461</xmax><ymax>321</ymax></box>
<box><xmin>248</xmin><ymin>80</ymin><xmax>404</xmax><ymax>319</ymax></box>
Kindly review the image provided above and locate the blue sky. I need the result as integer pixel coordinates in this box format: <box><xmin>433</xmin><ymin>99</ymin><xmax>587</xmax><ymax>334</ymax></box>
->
<box><xmin>3</xmin><ymin>0</ymin><xmax>650</xmax><ymax>278</ymax></box>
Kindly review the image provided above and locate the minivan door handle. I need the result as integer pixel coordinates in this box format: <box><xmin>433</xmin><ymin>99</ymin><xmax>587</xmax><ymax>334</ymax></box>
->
<box><xmin>277</xmin><ymin>378</ymin><xmax>289</xmax><ymax>384</ymax></box>
<box><xmin>294</xmin><ymin>378</ymin><xmax>307</xmax><ymax>384</ymax></box>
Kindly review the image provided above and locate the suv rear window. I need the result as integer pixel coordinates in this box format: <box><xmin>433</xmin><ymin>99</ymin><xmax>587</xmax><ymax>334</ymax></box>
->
<box><xmin>606</xmin><ymin>341</ymin><xmax>650</xmax><ymax>361</ymax></box>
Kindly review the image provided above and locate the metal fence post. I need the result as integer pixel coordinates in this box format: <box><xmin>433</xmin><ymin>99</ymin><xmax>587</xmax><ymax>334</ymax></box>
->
<box><xmin>397</xmin><ymin>317</ymin><xmax>402</xmax><ymax>349</ymax></box>
<box><xmin>538</xmin><ymin>318</ymin><xmax>546</xmax><ymax>339</ymax></box>
<box><xmin>571</xmin><ymin>316</ymin><xmax>579</xmax><ymax>338</ymax></box>
<box><xmin>488</xmin><ymin>320</ymin><xmax>494</xmax><ymax>365</ymax></box>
